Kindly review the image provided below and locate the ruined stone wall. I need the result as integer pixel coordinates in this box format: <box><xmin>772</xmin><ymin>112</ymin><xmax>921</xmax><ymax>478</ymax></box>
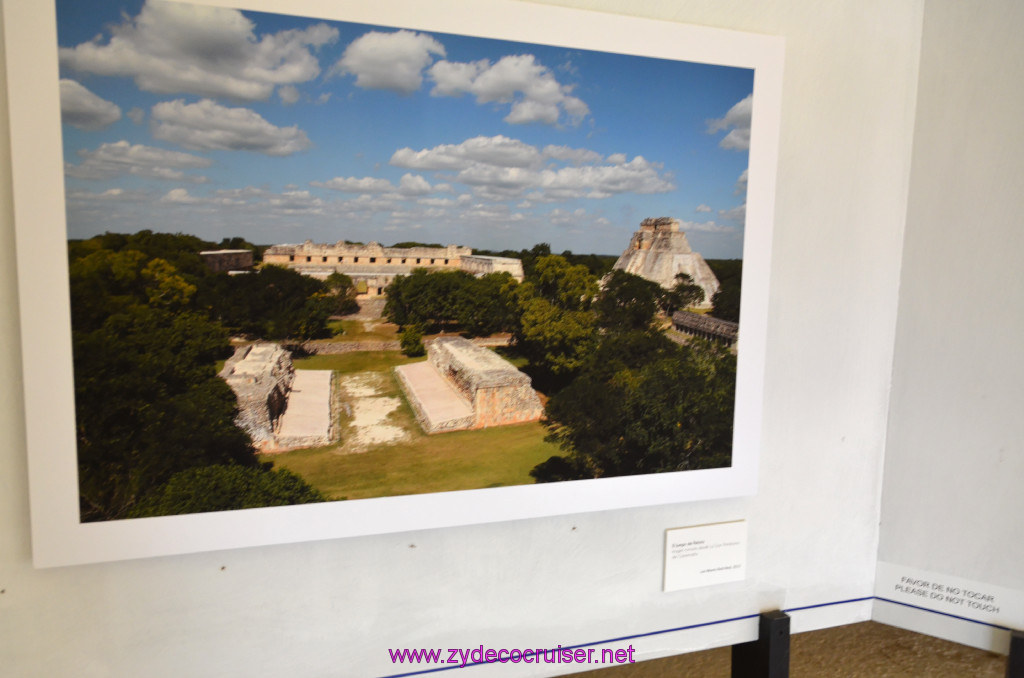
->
<box><xmin>473</xmin><ymin>383</ymin><xmax>544</xmax><ymax>427</ymax></box>
<box><xmin>394</xmin><ymin>364</ymin><xmax>475</xmax><ymax>434</ymax></box>
<box><xmin>427</xmin><ymin>337</ymin><xmax>542</xmax><ymax>428</ymax></box>
<box><xmin>459</xmin><ymin>255</ymin><xmax>526</xmax><ymax>282</ymax></box>
<box><xmin>219</xmin><ymin>343</ymin><xmax>294</xmax><ymax>444</ymax></box>
<box><xmin>263</xmin><ymin>240</ymin><xmax>470</xmax><ymax>269</ymax></box>
<box><xmin>263</xmin><ymin>241</ymin><xmax>526</xmax><ymax>295</ymax></box>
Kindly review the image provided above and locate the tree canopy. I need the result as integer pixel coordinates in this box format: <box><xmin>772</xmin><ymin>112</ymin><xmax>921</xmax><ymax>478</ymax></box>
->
<box><xmin>511</xmin><ymin>255</ymin><xmax>600</xmax><ymax>378</ymax></box>
<box><xmin>67</xmin><ymin>231</ymin><xmax>335</xmax><ymax>521</ymax></box>
<box><xmin>595</xmin><ymin>269</ymin><xmax>664</xmax><ymax>332</ymax></box>
<box><xmin>130</xmin><ymin>465</ymin><xmax>325</xmax><ymax>517</ymax></box>
<box><xmin>384</xmin><ymin>269</ymin><xmax>518</xmax><ymax>336</ymax></box>
<box><xmin>706</xmin><ymin>259</ymin><xmax>742</xmax><ymax>323</ymax></box>
<box><xmin>534</xmin><ymin>332</ymin><xmax>735</xmax><ymax>481</ymax></box>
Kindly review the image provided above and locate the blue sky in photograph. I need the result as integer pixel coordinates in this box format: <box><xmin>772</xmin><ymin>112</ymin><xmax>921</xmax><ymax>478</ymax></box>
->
<box><xmin>56</xmin><ymin>0</ymin><xmax>753</xmax><ymax>257</ymax></box>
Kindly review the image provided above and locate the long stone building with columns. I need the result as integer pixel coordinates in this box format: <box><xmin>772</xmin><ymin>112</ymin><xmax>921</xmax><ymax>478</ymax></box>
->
<box><xmin>263</xmin><ymin>240</ymin><xmax>524</xmax><ymax>297</ymax></box>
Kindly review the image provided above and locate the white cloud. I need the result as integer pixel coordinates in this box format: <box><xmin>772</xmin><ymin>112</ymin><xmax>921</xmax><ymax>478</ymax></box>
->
<box><xmin>151</xmin><ymin>99</ymin><xmax>311</xmax><ymax>156</ymax></box>
<box><xmin>312</xmin><ymin>172</ymin><xmax>433</xmax><ymax>197</ymax></box>
<box><xmin>338</xmin><ymin>194</ymin><xmax>401</xmax><ymax>213</ymax></box>
<box><xmin>399</xmin><ymin>173</ymin><xmax>432</xmax><ymax>195</ymax></box>
<box><xmin>65</xmin><ymin>140</ymin><xmax>211</xmax><ymax>181</ymax></box>
<box><xmin>526</xmin><ymin>156</ymin><xmax>675</xmax><ymax>201</ymax></box>
<box><xmin>161</xmin><ymin>188</ymin><xmax>203</xmax><ymax>204</ymax></box>
<box><xmin>333</xmin><ymin>30</ymin><xmax>445</xmax><ymax>94</ymax></box>
<box><xmin>127</xmin><ymin>107</ymin><xmax>145</xmax><ymax>125</ymax></box>
<box><xmin>66</xmin><ymin>187</ymin><xmax>148</xmax><ymax>202</ymax></box>
<box><xmin>606</xmin><ymin>153</ymin><xmax>627</xmax><ymax>164</ymax></box>
<box><xmin>59</xmin><ymin>0</ymin><xmax>337</xmax><ymax>101</ymax></box>
<box><xmin>429</xmin><ymin>59</ymin><xmax>486</xmax><ymax>96</ymax></box>
<box><xmin>543</xmin><ymin>145</ymin><xmax>603</xmax><ymax>165</ymax></box>
<box><xmin>736</xmin><ymin>168</ymin><xmax>749</xmax><ymax>194</ymax></box>
<box><xmin>718</xmin><ymin>204</ymin><xmax>746</xmax><ymax>223</ymax></box>
<box><xmin>278</xmin><ymin>85</ymin><xmax>300</xmax><ymax>105</ymax></box>
<box><xmin>391</xmin><ymin>135</ymin><xmax>542</xmax><ymax>170</ymax></box>
<box><xmin>392</xmin><ymin>135</ymin><xmax>673</xmax><ymax>202</ymax></box>
<box><xmin>59</xmin><ymin>79</ymin><xmax>121</xmax><ymax>130</ymax></box>
<box><xmin>429</xmin><ymin>53</ymin><xmax>589</xmax><ymax>126</ymax></box>
<box><xmin>707</xmin><ymin>94</ymin><xmax>752</xmax><ymax>151</ymax></box>
<box><xmin>696</xmin><ymin>204</ymin><xmax>712</xmax><ymax>213</ymax></box>
<box><xmin>682</xmin><ymin>219</ymin><xmax>736</xmax><ymax>234</ymax></box>
<box><xmin>265</xmin><ymin>190</ymin><xmax>325</xmax><ymax>215</ymax></box>
<box><xmin>417</xmin><ymin>195</ymin><xmax>470</xmax><ymax>208</ymax></box>
<box><xmin>313</xmin><ymin>176</ymin><xmax>395</xmax><ymax>193</ymax></box>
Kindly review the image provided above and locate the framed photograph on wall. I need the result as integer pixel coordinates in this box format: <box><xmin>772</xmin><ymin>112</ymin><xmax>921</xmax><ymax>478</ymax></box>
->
<box><xmin>4</xmin><ymin>0</ymin><xmax>783</xmax><ymax>567</ymax></box>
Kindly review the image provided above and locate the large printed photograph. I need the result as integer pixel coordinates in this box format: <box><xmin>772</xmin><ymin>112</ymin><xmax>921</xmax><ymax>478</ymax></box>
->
<box><xmin>8</xmin><ymin>0</ymin><xmax>781</xmax><ymax>564</ymax></box>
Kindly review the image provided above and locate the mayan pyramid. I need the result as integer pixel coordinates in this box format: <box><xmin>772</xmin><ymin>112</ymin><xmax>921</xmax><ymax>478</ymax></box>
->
<box><xmin>612</xmin><ymin>217</ymin><xmax>720</xmax><ymax>308</ymax></box>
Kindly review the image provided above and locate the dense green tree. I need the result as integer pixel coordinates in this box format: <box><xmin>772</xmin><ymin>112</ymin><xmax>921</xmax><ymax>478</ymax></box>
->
<box><xmin>74</xmin><ymin>305</ymin><xmax>255</xmax><ymax>521</ymax></box>
<box><xmin>595</xmin><ymin>269</ymin><xmax>664</xmax><ymax>331</ymax></box>
<box><xmin>130</xmin><ymin>465</ymin><xmax>325</xmax><ymax>517</ymax></box>
<box><xmin>89</xmin><ymin>230</ymin><xmax>213</xmax><ymax>279</ymax></box>
<box><xmin>710</xmin><ymin>286</ymin><xmax>741</xmax><ymax>323</ymax></box>
<box><xmin>658</xmin><ymin>273</ymin><xmax>706</xmax><ymax>315</ymax></box>
<box><xmin>536</xmin><ymin>335</ymin><xmax>735</xmax><ymax>481</ymax></box>
<box><xmin>390</xmin><ymin>241</ymin><xmax>443</xmax><ymax>248</ymax></box>
<box><xmin>514</xmin><ymin>296</ymin><xmax>597</xmax><ymax>377</ymax></box>
<box><xmin>456</xmin><ymin>272</ymin><xmax>518</xmax><ymax>337</ymax></box>
<box><xmin>66</xmin><ymin>231</ymin><xmax>338</xmax><ymax>521</ymax></box>
<box><xmin>529</xmin><ymin>255</ymin><xmax>598</xmax><ymax>311</ymax></box>
<box><xmin>384</xmin><ymin>269</ymin><xmax>478</xmax><ymax>331</ymax></box>
<box><xmin>706</xmin><ymin>259</ymin><xmax>743</xmax><ymax>322</ymax></box>
<box><xmin>511</xmin><ymin>255</ymin><xmax>599</xmax><ymax>378</ymax></box>
<box><xmin>69</xmin><ymin>249</ymin><xmax>200</xmax><ymax>330</ymax></box>
<box><xmin>324</xmin><ymin>271</ymin><xmax>360</xmax><ymax>315</ymax></box>
<box><xmin>200</xmin><ymin>264</ymin><xmax>332</xmax><ymax>339</ymax></box>
<box><xmin>399</xmin><ymin>324</ymin><xmax>426</xmax><ymax>357</ymax></box>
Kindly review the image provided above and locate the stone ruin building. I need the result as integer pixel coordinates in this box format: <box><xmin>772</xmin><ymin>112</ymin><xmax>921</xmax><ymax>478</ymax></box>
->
<box><xmin>672</xmin><ymin>310</ymin><xmax>739</xmax><ymax>346</ymax></box>
<box><xmin>612</xmin><ymin>217</ymin><xmax>720</xmax><ymax>308</ymax></box>
<box><xmin>219</xmin><ymin>343</ymin><xmax>336</xmax><ymax>451</ymax></box>
<box><xmin>262</xmin><ymin>240</ymin><xmax>524</xmax><ymax>297</ymax></box>
<box><xmin>219</xmin><ymin>343</ymin><xmax>294</xmax><ymax>446</ymax></box>
<box><xmin>395</xmin><ymin>337</ymin><xmax>543</xmax><ymax>434</ymax></box>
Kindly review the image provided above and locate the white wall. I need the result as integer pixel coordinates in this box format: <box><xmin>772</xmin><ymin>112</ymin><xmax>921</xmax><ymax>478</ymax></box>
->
<box><xmin>0</xmin><ymin>1</ymin><xmax>923</xmax><ymax>676</ymax></box>
<box><xmin>876</xmin><ymin>0</ymin><xmax>1024</xmax><ymax>645</ymax></box>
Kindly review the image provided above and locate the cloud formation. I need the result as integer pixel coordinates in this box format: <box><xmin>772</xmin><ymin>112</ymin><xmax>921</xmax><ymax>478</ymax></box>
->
<box><xmin>58</xmin><ymin>0</ymin><xmax>337</xmax><ymax>101</ymax></box>
<box><xmin>707</xmin><ymin>94</ymin><xmax>752</xmax><ymax>151</ymax></box>
<box><xmin>151</xmin><ymin>99</ymin><xmax>311</xmax><ymax>156</ymax></box>
<box><xmin>390</xmin><ymin>135</ymin><xmax>673</xmax><ymax>201</ymax></box>
<box><xmin>65</xmin><ymin>140</ymin><xmax>211</xmax><ymax>181</ymax></box>
<box><xmin>682</xmin><ymin>220</ymin><xmax>736</xmax><ymax>234</ymax></box>
<box><xmin>312</xmin><ymin>173</ymin><xmax>433</xmax><ymax>197</ymax></box>
<box><xmin>333</xmin><ymin>30</ymin><xmax>445</xmax><ymax>94</ymax></box>
<box><xmin>718</xmin><ymin>204</ymin><xmax>746</xmax><ymax>223</ymax></box>
<box><xmin>736</xmin><ymin>168</ymin><xmax>749</xmax><ymax>194</ymax></box>
<box><xmin>391</xmin><ymin>135</ymin><xmax>542</xmax><ymax>170</ymax></box>
<box><xmin>430</xmin><ymin>54</ymin><xmax>588</xmax><ymax>126</ymax></box>
<box><xmin>60</xmin><ymin>79</ymin><xmax>121</xmax><ymax>130</ymax></box>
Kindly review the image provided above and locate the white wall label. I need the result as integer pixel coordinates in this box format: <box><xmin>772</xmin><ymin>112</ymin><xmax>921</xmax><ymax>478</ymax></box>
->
<box><xmin>664</xmin><ymin>520</ymin><xmax>747</xmax><ymax>592</ymax></box>
<box><xmin>875</xmin><ymin>561</ymin><xmax>1024</xmax><ymax>629</ymax></box>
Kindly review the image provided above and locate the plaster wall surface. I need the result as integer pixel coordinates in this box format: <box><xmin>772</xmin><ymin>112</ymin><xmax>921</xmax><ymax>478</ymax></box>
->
<box><xmin>879</xmin><ymin>0</ymin><xmax>1024</xmax><ymax>592</ymax></box>
<box><xmin>0</xmin><ymin>0</ymin><xmax>924</xmax><ymax>676</ymax></box>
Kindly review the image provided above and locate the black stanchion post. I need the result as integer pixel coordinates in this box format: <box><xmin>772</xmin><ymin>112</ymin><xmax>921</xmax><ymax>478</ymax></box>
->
<box><xmin>1008</xmin><ymin>629</ymin><xmax>1024</xmax><ymax>678</ymax></box>
<box><xmin>731</xmin><ymin>610</ymin><xmax>790</xmax><ymax>678</ymax></box>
